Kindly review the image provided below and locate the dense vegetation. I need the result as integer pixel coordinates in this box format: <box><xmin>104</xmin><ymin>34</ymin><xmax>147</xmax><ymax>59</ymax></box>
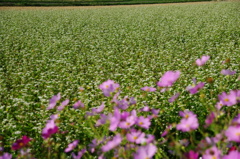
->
<box><xmin>0</xmin><ymin>0</ymin><xmax>211</xmax><ymax>6</ymax></box>
<box><xmin>0</xmin><ymin>2</ymin><xmax>240</xmax><ymax>158</ymax></box>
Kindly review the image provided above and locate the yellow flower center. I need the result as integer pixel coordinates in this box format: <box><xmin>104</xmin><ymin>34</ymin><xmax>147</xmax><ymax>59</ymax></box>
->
<box><xmin>133</xmin><ymin>136</ymin><xmax>138</xmax><ymax>140</ymax></box>
<box><xmin>139</xmin><ymin>122</ymin><xmax>143</xmax><ymax>125</ymax></box>
<box><xmin>224</xmin><ymin>98</ymin><xmax>229</xmax><ymax>102</ymax></box>
<box><xmin>236</xmin><ymin>132</ymin><xmax>240</xmax><ymax>136</ymax></box>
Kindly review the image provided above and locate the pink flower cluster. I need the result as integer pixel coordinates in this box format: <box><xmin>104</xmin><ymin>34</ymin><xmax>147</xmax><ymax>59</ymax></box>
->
<box><xmin>99</xmin><ymin>80</ymin><xmax>120</xmax><ymax>96</ymax></box>
<box><xmin>177</xmin><ymin>110</ymin><xmax>199</xmax><ymax>132</ymax></box>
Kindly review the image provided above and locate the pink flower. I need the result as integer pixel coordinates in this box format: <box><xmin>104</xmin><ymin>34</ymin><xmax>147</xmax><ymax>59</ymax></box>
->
<box><xmin>157</xmin><ymin>71</ymin><xmax>180</xmax><ymax>87</ymax></box>
<box><xmin>96</xmin><ymin>114</ymin><xmax>108</xmax><ymax>127</ymax></box>
<box><xmin>47</xmin><ymin>93</ymin><xmax>61</xmax><ymax>110</ymax></box>
<box><xmin>126</xmin><ymin>130</ymin><xmax>145</xmax><ymax>144</ymax></box>
<box><xmin>225</xmin><ymin>126</ymin><xmax>240</xmax><ymax>142</ymax></box>
<box><xmin>218</xmin><ymin>90</ymin><xmax>237</xmax><ymax>106</ymax></box>
<box><xmin>0</xmin><ymin>153</ymin><xmax>12</xmax><ymax>159</ymax></box>
<box><xmin>231</xmin><ymin>114</ymin><xmax>240</xmax><ymax>126</ymax></box>
<box><xmin>221</xmin><ymin>69</ymin><xmax>236</xmax><ymax>75</ymax></box>
<box><xmin>12</xmin><ymin>136</ymin><xmax>31</xmax><ymax>150</ymax></box>
<box><xmin>177</xmin><ymin>116</ymin><xmax>199</xmax><ymax>132</ymax></box>
<box><xmin>168</xmin><ymin>93</ymin><xmax>180</xmax><ymax>103</ymax></box>
<box><xmin>137</xmin><ymin>116</ymin><xmax>151</xmax><ymax>129</ymax></box>
<box><xmin>202</xmin><ymin>146</ymin><xmax>221</xmax><ymax>159</ymax></box>
<box><xmin>177</xmin><ymin>111</ymin><xmax>199</xmax><ymax>132</ymax></box>
<box><xmin>109</xmin><ymin>108</ymin><xmax>121</xmax><ymax>131</ymax></box>
<box><xmin>179</xmin><ymin>110</ymin><xmax>195</xmax><ymax>119</ymax></box>
<box><xmin>101</xmin><ymin>134</ymin><xmax>122</xmax><ymax>152</ymax></box>
<box><xmin>205</xmin><ymin>112</ymin><xmax>215</xmax><ymax>128</ymax></box>
<box><xmin>73</xmin><ymin>100</ymin><xmax>84</xmax><ymax>109</ymax></box>
<box><xmin>196</xmin><ymin>55</ymin><xmax>210</xmax><ymax>66</ymax></box>
<box><xmin>119</xmin><ymin>115</ymin><xmax>136</xmax><ymax>129</ymax></box>
<box><xmin>140</xmin><ymin>106</ymin><xmax>150</xmax><ymax>112</ymax></box>
<box><xmin>99</xmin><ymin>80</ymin><xmax>119</xmax><ymax>97</ymax></box>
<box><xmin>65</xmin><ymin>140</ymin><xmax>79</xmax><ymax>153</ymax></box>
<box><xmin>42</xmin><ymin>119</ymin><xmax>58</xmax><ymax>139</ymax></box>
<box><xmin>72</xmin><ymin>149</ymin><xmax>86</xmax><ymax>159</ymax></box>
<box><xmin>223</xmin><ymin>151</ymin><xmax>240</xmax><ymax>159</ymax></box>
<box><xmin>141</xmin><ymin>86</ymin><xmax>156</xmax><ymax>92</ymax></box>
<box><xmin>186</xmin><ymin>82</ymin><xmax>205</xmax><ymax>94</ymax></box>
<box><xmin>215</xmin><ymin>101</ymin><xmax>224</xmax><ymax>110</ymax></box>
<box><xmin>134</xmin><ymin>144</ymin><xmax>157</xmax><ymax>159</ymax></box>
<box><xmin>57</xmin><ymin>99</ymin><xmax>69</xmax><ymax>111</ymax></box>
<box><xmin>92</xmin><ymin>102</ymin><xmax>105</xmax><ymax>114</ymax></box>
<box><xmin>184</xmin><ymin>150</ymin><xmax>199</xmax><ymax>159</ymax></box>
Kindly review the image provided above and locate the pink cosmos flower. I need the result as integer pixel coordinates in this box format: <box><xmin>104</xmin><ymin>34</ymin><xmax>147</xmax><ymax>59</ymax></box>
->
<box><xmin>72</xmin><ymin>149</ymin><xmax>86</xmax><ymax>159</ymax></box>
<box><xmin>196</xmin><ymin>55</ymin><xmax>210</xmax><ymax>66</ymax></box>
<box><xmin>92</xmin><ymin>102</ymin><xmax>105</xmax><ymax>114</ymax></box>
<box><xmin>157</xmin><ymin>71</ymin><xmax>180</xmax><ymax>87</ymax></box>
<box><xmin>119</xmin><ymin>115</ymin><xmax>136</xmax><ymax>129</ymax></box>
<box><xmin>99</xmin><ymin>80</ymin><xmax>119</xmax><ymax>97</ymax></box>
<box><xmin>116</xmin><ymin>97</ymin><xmax>129</xmax><ymax>110</ymax></box>
<box><xmin>42</xmin><ymin>119</ymin><xmax>58</xmax><ymax>139</ymax></box>
<box><xmin>177</xmin><ymin>111</ymin><xmax>199</xmax><ymax>132</ymax></box>
<box><xmin>186</xmin><ymin>82</ymin><xmax>205</xmax><ymax>94</ymax></box>
<box><xmin>223</xmin><ymin>150</ymin><xmax>240</xmax><ymax>159</ymax></box>
<box><xmin>101</xmin><ymin>134</ymin><xmax>122</xmax><ymax>152</ymax></box>
<box><xmin>134</xmin><ymin>144</ymin><xmax>157</xmax><ymax>159</ymax></box>
<box><xmin>0</xmin><ymin>153</ymin><xmax>12</xmax><ymax>159</ymax></box>
<box><xmin>140</xmin><ymin>106</ymin><xmax>150</xmax><ymax>112</ymax></box>
<box><xmin>109</xmin><ymin>108</ymin><xmax>121</xmax><ymax>131</ymax></box>
<box><xmin>47</xmin><ymin>93</ymin><xmax>61</xmax><ymax>110</ymax></box>
<box><xmin>231</xmin><ymin>114</ymin><xmax>240</xmax><ymax>126</ymax></box>
<box><xmin>140</xmin><ymin>134</ymin><xmax>155</xmax><ymax>144</ymax></box>
<box><xmin>137</xmin><ymin>116</ymin><xmax>151</xmax><ymax>129</ymax></box>
<box><xmin>129</xmin><ymin>97</ymin><xmax>137</xmax><ymax>105</ymax></box>
<box><xmin>179</xmin><ymin>110</ymin><xmax>196</xmax><ymax>119</ymax></box>
<box><xmin>215</xmin><ymin>101</ymin><xmax>224</xmax><ymax>110</ymax></box>
<box><xmin>141</xmin><ymin>86</ymin><xmax>156</xmax><ymax>92</ymax></box>
<box><xmin>73</xmin><ymin>100</ymin><xmax>84</xmax><ymax>109</ymax></box>
<box><xmin>50</xmin><ymin>114</ymin><xmax>59</xmax><ymax>121</ymax></box>
<box><xmin>65</xmin><ymin>140</ymin><xmax>79</xmax><ymax>153</ymax></box>
<box><xmin>12</xmin><ymin>136</ymin><xmax>31</xmax><ymax>150</ymax></box>
<box><xmin>57</xmin><ymin>99</ymin><xmax>69</xmax><ymax>111</ymax></box>
<box><xmin>184</xmin><ymin>150</ymin><xmax>199</xmax><ymax>159</ymax></box>
<box><xmin>96</xmin><ymin>114</ymin><xmax>108</xmax><ymax>127</ymax></box>
<box><xmin>218</xmin><ymin>90</ymin><xmax>237</xmax><ymax>106</ymax></box>
<box><xmin>205</xmin><ymin>112</ymin><xmax>215</xmax><ymax>128</ymax></box>
<box><xmin>126</xmin><ymin>130</ymin><xmax>145</xmax><ymax>144</ymax></box>
<box><xmin>225</xmin><ymin>126</ymin><xmax>240</xmax><ymax>142</ymax></box>
<box><xmin>88</xmin><ymin>139</ymin><xmax>98</xmax><ymax>153</ymax></box>
<box><xmin>168</xmin><ymin>93</ymin><xmax>180</xmax><ymax>103</ymax></box>
<box><xmin>221</xmin><ymin>69</ymin><xmax>236</xmax><ymax>75</ymax></box>
<box><xmin>202</xmin><ymin>146</ymin><xmax>221</xmax><ymax>159</ymax></box>
<box><xmin>177</xmin><ymin>116</ymin><xmax>199</xmax><ymax>132</ymax></box>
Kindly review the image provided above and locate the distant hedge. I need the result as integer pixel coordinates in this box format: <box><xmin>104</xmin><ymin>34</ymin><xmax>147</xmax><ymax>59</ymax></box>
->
<box><xmin>0</xmin><ymin>0</ymin><xmax>211</xmax><ymax>6</ymax></box>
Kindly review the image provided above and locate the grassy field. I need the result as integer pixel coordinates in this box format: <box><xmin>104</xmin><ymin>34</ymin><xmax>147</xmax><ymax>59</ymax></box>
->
<box><xmin>0</xmin><ymin>2</ymin><xmax>240</xmax><ymax>158</ymax></box>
